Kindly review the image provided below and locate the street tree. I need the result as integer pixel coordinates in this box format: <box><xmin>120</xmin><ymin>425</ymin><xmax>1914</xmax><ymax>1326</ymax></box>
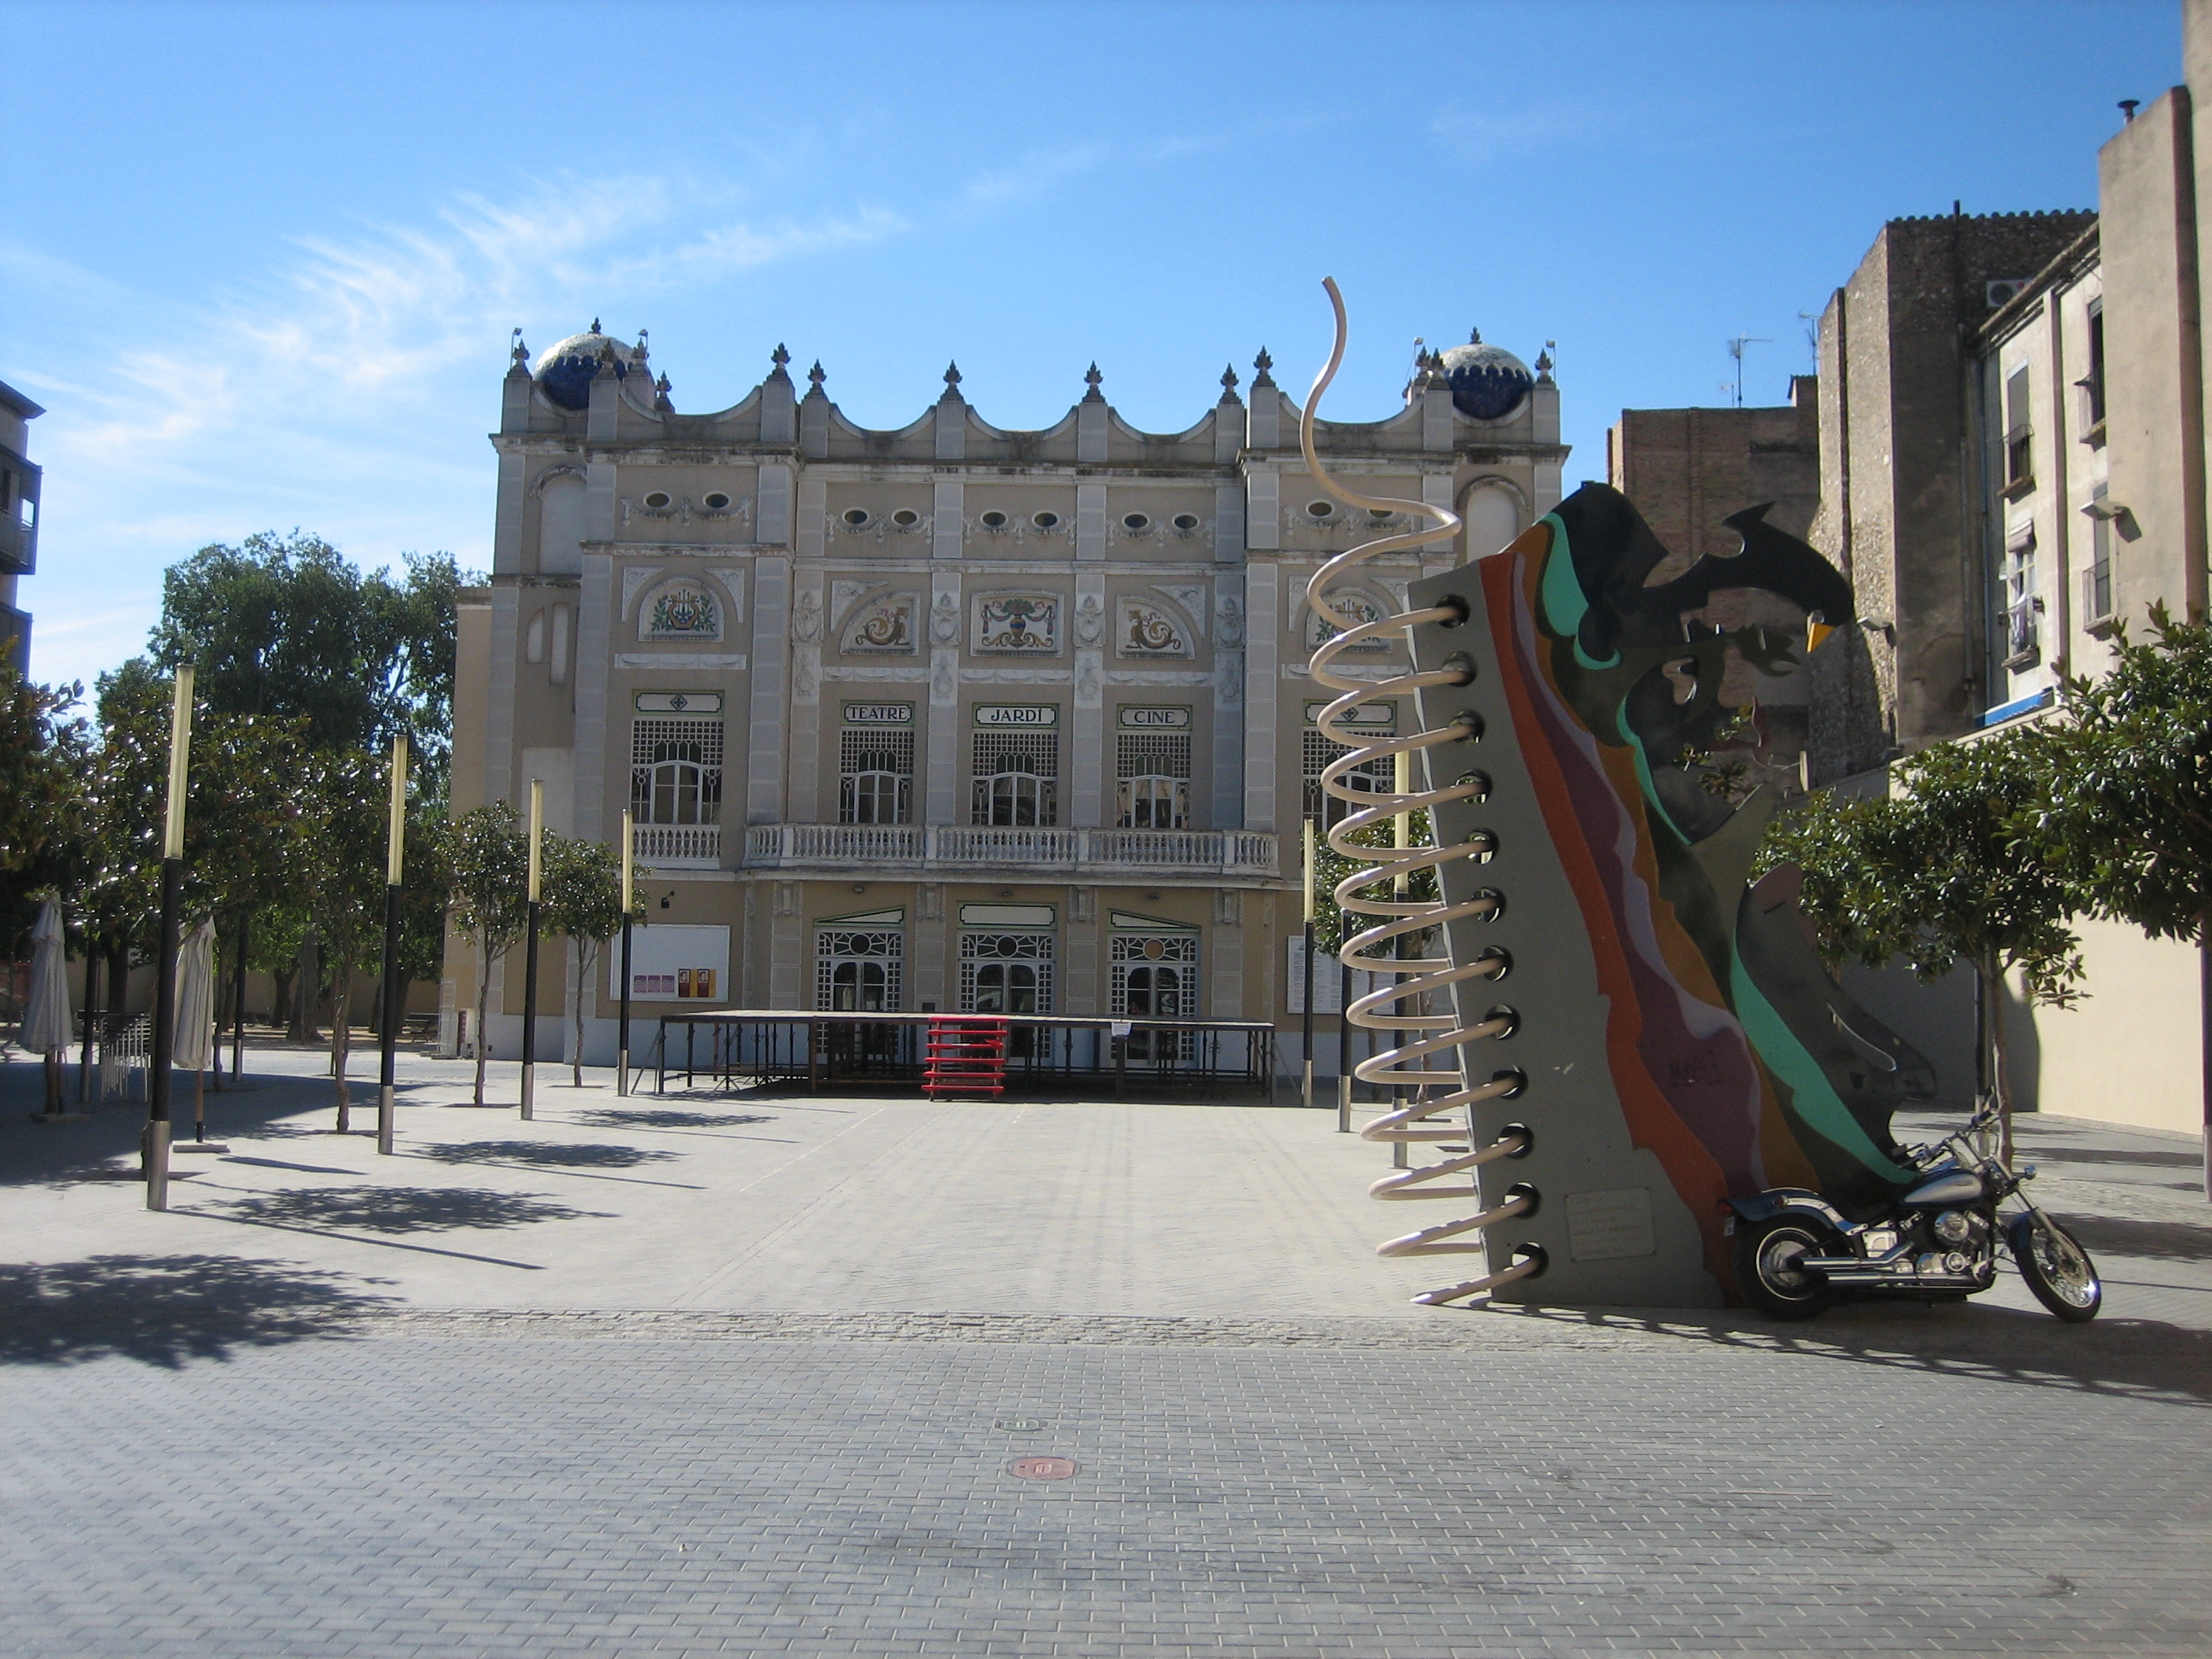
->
<box><xmin>539</xmin><ymin>834</ymin><xmax>634</xmax><ymax>1086</ymax></box>
<box><xmin>0</xmin><ymin>660</ymin><xmax>89</xmax><ymax>952</ymax></box>
<box><xmin>1761</xmin><ymin>725</ymin><xmax>2084</xmax><ymax>1158</ymax></box>
<box><xmin>445</xmin><ymin>801</ymin><xmax>528</xmax><ymax>1106</ymax></box>
<box><xmin>2033</xmin><ymin>606</ymin><xmax>2212</xmax><ymax>1185</ymax></box>
<box><xmin>295</xmin><ymin>748</ymin><xmax>390</xmax><ymax>1129</ymax></box>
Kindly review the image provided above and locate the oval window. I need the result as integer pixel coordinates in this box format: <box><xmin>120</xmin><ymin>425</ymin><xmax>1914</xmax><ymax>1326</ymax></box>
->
<box><xmin>1032</xmin><ymin>510</ymin><xmax>1062</xmax><ymax>530</ymax></box>
<box><xmin>1121</xmin><ymin>512</ymin><xmax>1150</xmax><ymax>532</ymax></box>
<box><xmin>1368</xmin><ymin>507</ymin><xmax>1394</xmax><ymax>521</ymax></box>
<box><xmin>703</xmin><ymin>492</ymin><xmax>731</xmax><ymax>511</ymax></box>
<box><xmin>1307</xmin><ymin>500</ymin><xmax>1336</xmax><ymax>519</ymax></box>
<box><xmin>1172</xmin><ymin>512</ymin><xmax>1201</xmax><ymax>532</ymax></box>
<box><xmin>644</xmin><ymin>491</ymin><xmax>672</xmax><ymax>509</ymax></box>
<box><xmin>980</xmin><ymin>509</ymin><xmax>1008</xmax><ymax>529</ymax></box>
<box><xmin>842</xmin><ymin>508</ymin><xmax>871</xmax><ymax>527</ymax></box>
<box><xmin>891</xmin><ymin>508</ymin><xmax>921</xmax><ymax>527</ymax></box>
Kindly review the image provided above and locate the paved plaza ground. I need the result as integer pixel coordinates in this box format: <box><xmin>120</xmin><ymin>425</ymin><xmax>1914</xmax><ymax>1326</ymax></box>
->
<box><xmin>2</xmin><ymin>1042</ymin><xmax>2209</xmax><ymax>1657</ymax></box>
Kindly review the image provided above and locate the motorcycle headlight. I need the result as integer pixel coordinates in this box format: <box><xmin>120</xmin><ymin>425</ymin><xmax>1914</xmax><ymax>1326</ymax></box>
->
<box><xmin>1933</xmin><ymin>1209</ymin><xmax>1973</xmax><ymax>1245</ymax></box>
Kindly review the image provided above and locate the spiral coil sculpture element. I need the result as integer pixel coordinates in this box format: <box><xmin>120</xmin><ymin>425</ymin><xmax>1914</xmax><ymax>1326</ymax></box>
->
<box><xmin>1300</xmin><ymin>279</ymin><xmax>1547</xmax><ymax>1305</ymax></box>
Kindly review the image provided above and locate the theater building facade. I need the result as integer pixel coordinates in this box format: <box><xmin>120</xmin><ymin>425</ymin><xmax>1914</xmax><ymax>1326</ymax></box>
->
<box><xmin>444</xmin><ymin>325</ymin><xmax>1565</xmax><ymax>1068</ymax></box>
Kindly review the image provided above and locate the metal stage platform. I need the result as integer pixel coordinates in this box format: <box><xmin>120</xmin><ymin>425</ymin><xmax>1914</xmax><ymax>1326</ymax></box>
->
<box><xmin>649</xmin><ymin>1010</ymin><xmax>1278</xmax><ymax>1100</ymax></box>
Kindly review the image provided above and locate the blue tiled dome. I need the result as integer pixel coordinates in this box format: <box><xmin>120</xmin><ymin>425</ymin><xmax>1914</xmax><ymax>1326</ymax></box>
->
<box><xmin>534</xmin><ymin>324</ymin><xmax>629</xmax><ymax>410</ymax></box>
<box><xmin>1438</xmin><ymin>332</ymin><xmax>1533</xmax><ymax>422</ymax></box>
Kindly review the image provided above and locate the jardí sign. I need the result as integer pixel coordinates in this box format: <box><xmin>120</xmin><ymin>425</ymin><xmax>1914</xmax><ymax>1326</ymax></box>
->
<box><xmin>973</xmin><ymin>704</ymin><xmax>1058</xmax><ymax>728</ymax></box>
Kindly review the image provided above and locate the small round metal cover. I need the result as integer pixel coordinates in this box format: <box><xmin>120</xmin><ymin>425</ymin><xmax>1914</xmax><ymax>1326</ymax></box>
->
<box><xmin>1009</xmin><ymin>1456</ymin><xmax>1077</xmax><ymax>1481</ymax></box>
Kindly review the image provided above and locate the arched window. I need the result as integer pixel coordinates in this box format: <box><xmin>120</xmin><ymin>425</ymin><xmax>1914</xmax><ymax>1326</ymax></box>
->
<box><xmin>839</xmin><ymin>730</ymin><xmax>914</xmax><ymax>824</ymax></box>
<box><xmin>815</xmin><ymin>929</ymin><xmax>903</xmax><ymax>1012</ymax></box>
<box><xmin>1111</xmin><ymin>931</ymin><xmax>1199</xmax><ymax>1064</ymax></box>
<box><xmin>970</xmin><ymin>732</ymin><xmax>1059</xmax><ymax>826</ymax></box>
<box><xmin>631</xmin><ymin>719</ymin><xmax>723</xmax><ymax>825</ymax></box>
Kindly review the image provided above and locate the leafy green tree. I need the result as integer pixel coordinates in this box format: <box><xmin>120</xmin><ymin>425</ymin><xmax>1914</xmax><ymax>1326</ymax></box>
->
<box><xmin>294</xmin><ymin>748</ymin><xmax>389</xmax><ymax>1129</ymax></box>
<box><xmin>445</xmin><ymin>801</ymin><xmax>528</xmax><ymax>1106</ymax></box>
<box><xmin>1761</xmin><ymin>726</ymin><xmax>2084</xmax><ymax>1158</ymax></box>
<box><xmin>2033</xmin><ymin>606</ymin><xmax>2212</xmax><ymax>1176</ymax></box>
<box><xmin>539</xmin><ymin>835</ymin><xmax>636</xmax><ymax>1086</ymax></box>
<box><xmin>0</xmin><ymin>661</ymin><xmax>89</xmax><ymax>952</ymax></box>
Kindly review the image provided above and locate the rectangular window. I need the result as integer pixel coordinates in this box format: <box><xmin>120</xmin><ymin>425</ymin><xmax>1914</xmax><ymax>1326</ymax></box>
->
<box><xmin>2004</xmin><ymin>525</ymin><xmax>2039</xmax><ymax>664</ymax></box>
<box><xmin>2086</xmin><ymin>486</ymin><xmax>2114</xmax><ymax>623</ymax></box>
<box><xmin>1110</xmin><ymin>933</ymin><xmax>1199</xmax><ymax>1064</ymax></box>
<box><xmin>1115</xmin><ymin>732</ymin><xmax>1192</xmax><ymax>829</ymax></box>
<box><xmin>814</xmin><ymin>928</ymin><xmax>904</xmax><ymax>1012</ymax></box>
<box><xmin>839</xmin><ymin>728</ymin><xmax>915</xmax><ymax>824</ymax></box>
<box><xmin>959</xmin><ymin>929</ymin><xmax>1055</xmax><ymax>1016</ymax></box>
<box><xmin>2084</xmin><ymin>304</ymin><xmax>2107</xmax><ymax>430</ymax></box>
<box><xmin>2004</xmin><ymin>365</ymin><xmax>2034</xmax><ymax>489</ymax></box>
<box><xmin>970</xmin><ymin>731</ymin><xmax>1060</xmax><ymax>826</ymax></box>
<box><xmin>631</xmin><ymin>719</ymin><xmax>725</xmax><ymax>824</ymax></box>
<box><xmin>1302</xmin><ymin>727</ymin><xmax>1394</xmax><ymax>828</ymax></box>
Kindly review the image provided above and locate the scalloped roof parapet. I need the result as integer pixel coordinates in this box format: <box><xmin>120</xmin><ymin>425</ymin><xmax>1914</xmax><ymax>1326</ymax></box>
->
<box><xmin>517</xmin><ymin>351</ymin><xmax>1547</xmax><ymax>453</ymax></box>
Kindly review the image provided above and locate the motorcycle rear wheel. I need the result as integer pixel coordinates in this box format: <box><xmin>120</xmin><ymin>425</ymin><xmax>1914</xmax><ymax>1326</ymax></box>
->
<box><xmin>2010</xmin><ymin>1213</ymin><xmax>2102</xmax><ymax>1323</ymax></box>
<box><xmin>1735</xmin><ymin>1216</ymin><xmax>1838</xmax><ymax>1321</ymax></box>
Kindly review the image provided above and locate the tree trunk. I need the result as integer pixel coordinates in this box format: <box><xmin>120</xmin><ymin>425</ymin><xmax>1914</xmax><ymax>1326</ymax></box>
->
<box><xmin>1982</xmin><ymin>952</ymin><xmax>2016</xmax><ymax>1166</ymax></box>
<box><xmin>473</xmin><ymin>946</ymin><xmax>494</xmax><ymax>1106</ymax></box>
<box><xmin>271</xmin><ymin>964</ymin><xmax>294</xmax><ymax>1033</ymax></box>
<box><xmin>330</xmin><ymin>968</ymin><xmax>352</xmax><ymax>1132</ymax></box>
<box><xmin>290</xmin><ymin>932</ymin><xmax>321</xmax><ymax>1044</ymax></box>
<box><xmin>571</xmin><ymin>937</ymin><xmax>597</xmax><ymax>1089</ymax></box>
<box><xmin>2200</xmin><ymin>908</ymin><xmax>2211</xmax><ymax>1202</ymax></box>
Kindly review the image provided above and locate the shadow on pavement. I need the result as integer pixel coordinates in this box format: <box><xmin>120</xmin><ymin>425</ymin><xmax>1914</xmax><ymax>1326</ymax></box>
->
<box><xmin>2068</xmin><ymin>1215</ymin><xmax>2212</xmax><ymax>1264</ymax></box>
<box><xmin>202</xmin><ymin>1186</ymin><xmax>609</xmax><ymax>1235</ymax></box>
<box><xmin>412</xmin><ymin>1140</ymin><xmax>679</xmax><ymax>1170</ymax></box>
<box><xmin>0</xmin><ymin>1254</ymin><xmax>396</xmax><ymax>1369</ymax></box>
<box><xmin>575</xmin><ymin>1109</ymin><xmax>775</xmax><ymax>1131</ymax></box>
<box><xmin>1493</xmin><ymin>1301</ymin><xmax>2212</xmax><ymax>1406</ymax></box>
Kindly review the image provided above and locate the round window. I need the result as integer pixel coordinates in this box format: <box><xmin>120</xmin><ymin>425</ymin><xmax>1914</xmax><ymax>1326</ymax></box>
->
<box><xmin>842</xmin><ymin>508</ymin><xmax>871</xmax><ymax>527</ymax></box>
<box><xmin>1307</xmin><ymin>500</ymin><xmax>1336</xmax><ymax>519</ymax></box>
<box><xmin>1142</xmin><ymin>938</ymin><xmax>1166</xmax><ymax>960</ymax></box>
<box><xmin>1368</xmin><ymin>507</ymin><xmax>1394</xmax><ymax>521</ymax></box>
<box><xmin>644</xmin><ymin>491</ymin><xmax>672</xmax><ymax>509</ymax></box>
<box><xmin>1032</xmin><ymin>510</ymin><xmax>1062</xmax><ymax>530</ymax></box>
<box><xmin>1172</xmin><ymin>512</ymin><xmax>1201</xmax><ymax>532</ymax></box>
<box><xmin>703</xmin><ymin>492</ymin><xmax>731</xmax><ymax>511</ymax></box>
<box><xmin>980</xmin><ymin>509</ymin><xmax>1008</xmax><ymax>529</ymax></box>
<box><xmin>891</xmin><ymin>508</ymin><xmax>921</xmax><ymax>527</ymax></box>
<box><xmin>1121</xmin><ymin>512</ymin><xmax>1151</xmax><ymax>532</ymax></box>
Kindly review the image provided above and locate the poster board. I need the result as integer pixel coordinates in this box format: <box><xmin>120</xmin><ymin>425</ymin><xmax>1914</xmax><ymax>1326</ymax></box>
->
<box><xmin>608</xmin><ymin>923</ymin><xmax>731</xmax><ymax>1003</ymax></box>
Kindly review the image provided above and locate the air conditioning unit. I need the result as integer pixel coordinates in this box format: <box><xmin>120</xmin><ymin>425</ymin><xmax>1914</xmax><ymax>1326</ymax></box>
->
<box><xmin>1986</xmin><ymin>278</ymin><xmax>2029</xmax><ymax>309</ymax></box>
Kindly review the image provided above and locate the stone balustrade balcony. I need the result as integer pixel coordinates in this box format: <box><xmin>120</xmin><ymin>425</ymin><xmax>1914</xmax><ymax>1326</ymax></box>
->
<box><xmin>739</xmin><ymin>824</ymin><xmax>1279</xmax><ymax>881</ymax></box>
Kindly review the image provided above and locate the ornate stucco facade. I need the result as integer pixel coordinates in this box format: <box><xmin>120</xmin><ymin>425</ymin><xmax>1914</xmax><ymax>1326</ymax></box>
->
<box><xmin>445</xmin><ymin>325</ymin><xmax>1564</xmax><ymax>1068</ymax></box>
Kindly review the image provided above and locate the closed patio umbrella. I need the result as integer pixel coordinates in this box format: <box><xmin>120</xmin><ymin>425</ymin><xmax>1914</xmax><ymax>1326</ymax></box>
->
<box><xmin>172</xmin><ymin>919</ymin><xmax>220</xmax><ymax>1143</ymax></box>
<box><xmin>20</xmin><ymin>899</ymin><xmax>72</xmax><ymax>1115</ymax></box>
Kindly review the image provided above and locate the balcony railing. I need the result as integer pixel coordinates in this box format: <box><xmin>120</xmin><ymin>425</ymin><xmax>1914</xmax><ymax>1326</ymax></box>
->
<box><xmin>635</xmin><ymin>823</ymin><xmax>722</xmax><ymax>869</ymax></box>
<box><xmin>743</xmin><ymin>824</ymin><xmax>1279</xmax><ymax>878</ymax></box>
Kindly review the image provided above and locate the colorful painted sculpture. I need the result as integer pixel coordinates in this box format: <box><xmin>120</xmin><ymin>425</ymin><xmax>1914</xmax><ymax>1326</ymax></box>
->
<box><xmin>1383</xmin><ymin>485</ymin><xmax>1936</xmax><ymax>1306</ymax></box>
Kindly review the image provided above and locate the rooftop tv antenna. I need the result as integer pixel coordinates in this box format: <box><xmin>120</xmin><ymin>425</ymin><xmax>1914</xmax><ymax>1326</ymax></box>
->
<box><xmin>1726</xmin><ymin>334</ymin><xmax>1769</xmax><ymax>409</ymax></box>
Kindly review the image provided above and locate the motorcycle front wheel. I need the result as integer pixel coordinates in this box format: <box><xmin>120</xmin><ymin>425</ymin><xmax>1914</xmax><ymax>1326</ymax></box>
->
<box><xmin>2010</xmin><ymin>1213</ymin><xmax>2102</xmax><ymax>1323</ymax></box>
<box><xmin>1734</xmin><ymin>1216</ymin><xmax>1838</xmax><ymax>1321</ymax></box>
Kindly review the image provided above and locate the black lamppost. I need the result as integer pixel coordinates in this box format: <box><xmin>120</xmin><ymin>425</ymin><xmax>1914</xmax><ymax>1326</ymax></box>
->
<box><xmin>146</xmin><ymin>664</ymin><xmax>194</xmax><ymax>1211</ymax></box>
<box><xmin>376</xmin><ymin>734</ymin><xmax>407</xmax><ymax>1155</ymax></box>
<box><xmin>617</xmin><ymin>808</ymin><xmax>634</xmax><ymax>1097</ymax></box>
<box><xmin>1301</xmin><ymin>818</ymin><xmax>1318</xmax><ymax>1114</ymax></box>
<box><xmin>520</xmin><ymin>777</ymin><xmax>542</xmax><ymax>1121</ymax></box>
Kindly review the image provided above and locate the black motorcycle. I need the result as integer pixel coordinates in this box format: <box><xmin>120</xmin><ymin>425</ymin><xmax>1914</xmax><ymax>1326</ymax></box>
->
<box><xmin>1725</xmin><ymin>1102</ymin><xmax>2102</xmax><ymax>1323</ymax></box>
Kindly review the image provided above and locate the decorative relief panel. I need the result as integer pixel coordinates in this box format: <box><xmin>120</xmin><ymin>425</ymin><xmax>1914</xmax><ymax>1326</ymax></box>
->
<box><xmin>640</xmin><ymin>581</ymin><xmax>723</xmax><ymax>643</ymax></box>
<box><xmin>840</xmin><ymin>591</ymin><xmax>919</xmax><ymax>655</ymax></box>
<box><xmin>972</xmin><ymin>594</ymin><xmax>1061</xmax><ymax>656</ymax></box>
<box><xmin>1305</xmin><ymin>590</ymin><xmax>1390</xmax><ymax>653</ymax></box>
<box><xmin>1115</xmin><ymin>598</ymin><xmax>1192</xmax><ymax>658</ymax></box>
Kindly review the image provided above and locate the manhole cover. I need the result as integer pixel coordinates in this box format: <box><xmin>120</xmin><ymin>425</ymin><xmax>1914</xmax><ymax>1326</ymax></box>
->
<box><xmin>994</xmin><ymin>1418</ymin><xmax>1049</xmax><ymax>1432</ymax></box>
<box><xmin>1009</xmin><ymin>1457</ymin><xmax>1077</xmax><ymax>1481</ymax></box>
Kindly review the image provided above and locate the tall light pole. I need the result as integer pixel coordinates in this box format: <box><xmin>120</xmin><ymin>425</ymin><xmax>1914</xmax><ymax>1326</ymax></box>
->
<box><xmin>1301</xmin><ymin>818</ymin><xmax>1317</xmax><ymax>1113</ymax></box>
<box><xmin>376</xmin><ymin>734</ymin><xmax>407</xmax><ymax>1155</ymax></box>
<box><xmin>617</xmin><ymin>808</ymin><xmax>634</xmax><ymax>1097</ymax></box>
<box><xmin>146</xmin><ymin>664</ymin><xmax>194</xmax><ymax>1212</ymax></box>
<box><xmin>520</xmin><ymin>778</ymin><xmax>542</xmax><ymax>1121</ymax></box>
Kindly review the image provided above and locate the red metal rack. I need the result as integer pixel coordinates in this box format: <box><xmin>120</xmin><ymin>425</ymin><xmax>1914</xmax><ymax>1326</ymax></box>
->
<box><xmin>922</xmin><ymin>1016</ymin><xmax>1010</xmax><ymax>1098</ymax></box>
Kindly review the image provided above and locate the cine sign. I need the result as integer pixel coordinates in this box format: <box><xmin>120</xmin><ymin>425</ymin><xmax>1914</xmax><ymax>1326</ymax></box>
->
<box><xmin>1118</xmin><ymin>706</ymin><xmax>1190</xmax><ymax>729</ymax></box>
<box><xmin>973</xmin><ymin>704</ymin><xmax>1058</xmax><ymax>727</ymax></box>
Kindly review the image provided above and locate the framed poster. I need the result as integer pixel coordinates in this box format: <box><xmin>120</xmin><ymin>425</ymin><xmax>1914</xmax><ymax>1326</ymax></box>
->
<box><xmin>608</xmin><ymin>923</ymin><xmax>731</xmax><ymax>1003</ymax></box>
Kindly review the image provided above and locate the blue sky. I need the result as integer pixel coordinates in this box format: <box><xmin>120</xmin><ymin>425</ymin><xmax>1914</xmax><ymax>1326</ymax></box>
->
<box><xmin>2</xmin><ymin>0</ymin><xmax>2179</xmax><ymax>693</ymax></box>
